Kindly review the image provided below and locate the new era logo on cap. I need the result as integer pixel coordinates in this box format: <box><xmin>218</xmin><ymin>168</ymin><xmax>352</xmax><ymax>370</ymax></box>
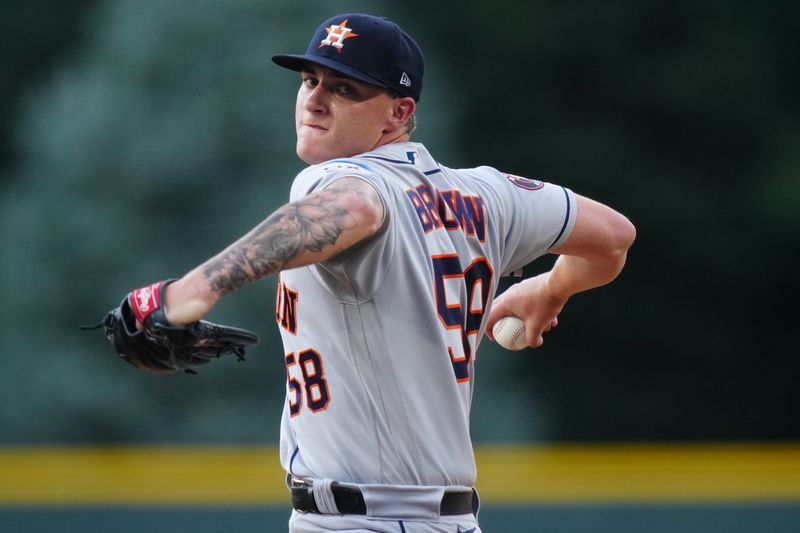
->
<box><xmin>272</xmin><ymin>13</ymin><xmax>425</xmax><ymax>102</ymax></box>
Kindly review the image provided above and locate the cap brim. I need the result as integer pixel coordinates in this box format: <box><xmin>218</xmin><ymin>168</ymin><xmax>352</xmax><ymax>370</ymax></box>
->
<box><xmin>271</xmin><ymin>54</ymin><xmax>389</xmax><ymax>90</ymax></box>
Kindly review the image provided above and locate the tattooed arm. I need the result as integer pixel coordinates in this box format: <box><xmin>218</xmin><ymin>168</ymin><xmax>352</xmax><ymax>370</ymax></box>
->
<box><xmin>161</xmin><ymin>177</ymin><xmax>385</xmax><ymax>326</ymax></box>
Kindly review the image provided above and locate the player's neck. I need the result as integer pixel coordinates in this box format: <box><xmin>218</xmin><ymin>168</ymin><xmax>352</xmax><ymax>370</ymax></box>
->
<box><xmin>376</xmin><ymin>131</ymin><xmax>411</xmax><ymax>150</ymax></box>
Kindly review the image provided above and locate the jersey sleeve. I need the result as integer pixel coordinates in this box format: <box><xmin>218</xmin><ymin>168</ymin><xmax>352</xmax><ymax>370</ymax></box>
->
<box><xmin>479</xmin><ymin>168</ymin><xmax>576</xmax><ymax>276</ymax></box>
<box><xmin>290</xmin><ymin>159</ymin><xmax>388</xmax><ymax>203</ymax></box>
<box><xmin>288</xmin><ymin>158</ymin><xmax>395</xmax><ymax>302</ymax></box>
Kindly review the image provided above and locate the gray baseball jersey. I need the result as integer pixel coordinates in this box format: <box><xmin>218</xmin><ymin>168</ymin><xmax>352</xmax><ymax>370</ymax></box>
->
<box><xmin>276</xmin><ymin>141</ymin><xmax>575</xmax><ymax>489</ymax></box>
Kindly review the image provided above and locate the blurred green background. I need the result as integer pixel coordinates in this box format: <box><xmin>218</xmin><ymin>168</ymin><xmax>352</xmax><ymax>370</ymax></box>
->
<box><xmin>1</xmin><ymin>0</ymin><xmax>798</xmax><ymax>531</ymax></box>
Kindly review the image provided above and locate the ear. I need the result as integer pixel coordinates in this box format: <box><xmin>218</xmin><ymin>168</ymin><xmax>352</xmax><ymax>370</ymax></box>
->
<box><xmin>384</xmin><ymin>97</ymin><xmax>416</xmax><ymax>134</ymax></box>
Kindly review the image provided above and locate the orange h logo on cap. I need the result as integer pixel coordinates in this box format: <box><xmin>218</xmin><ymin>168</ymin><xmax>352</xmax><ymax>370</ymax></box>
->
<box><xmin>319</xmin><ymin>19</ymin><xmax>359</xmax><ymax>51</ymax></box>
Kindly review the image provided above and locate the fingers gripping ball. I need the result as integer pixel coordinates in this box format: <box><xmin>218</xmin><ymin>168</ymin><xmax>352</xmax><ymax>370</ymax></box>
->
<box><xmin>84</xmin><ymin>280</ymin><xmax>260</xmax><ymax>374</ymax></box>
<box><xmin>492</xmin><ymin>316</ymin><xmax>527</xmax><ymax>351</ymax></box>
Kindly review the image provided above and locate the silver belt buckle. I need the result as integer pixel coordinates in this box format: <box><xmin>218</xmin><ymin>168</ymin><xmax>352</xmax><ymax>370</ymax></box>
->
<box><xmin>290</xmin><ymin>475</ymin><xmax>312</xmax><ymax>489</ymax></box>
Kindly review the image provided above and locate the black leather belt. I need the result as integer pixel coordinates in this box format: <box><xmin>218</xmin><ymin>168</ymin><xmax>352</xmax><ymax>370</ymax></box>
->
<box><xmin>290</xmin><ymin>482</ymin><xmax>477</xmax><ymax>516</ymax></box>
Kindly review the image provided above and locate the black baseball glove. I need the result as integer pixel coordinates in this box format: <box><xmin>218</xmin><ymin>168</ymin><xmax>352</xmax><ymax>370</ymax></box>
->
<box><xmin>84</xmin><ymin>280</ymin><xmax>260</xmax><ymax>374</ymax></box>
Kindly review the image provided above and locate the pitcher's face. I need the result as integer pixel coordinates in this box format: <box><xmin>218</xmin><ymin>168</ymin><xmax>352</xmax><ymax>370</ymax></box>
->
<box><xmin>295</xmin><ymin>65</ymin><xmax>399</xmax><ymax>164</ymax></box>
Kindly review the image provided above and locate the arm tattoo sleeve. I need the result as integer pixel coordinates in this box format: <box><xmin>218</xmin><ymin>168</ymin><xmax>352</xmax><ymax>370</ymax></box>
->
<box><xmin>202</xmin><ymin>179</ymin><xmax>380</xmax><ymax>294</ymax></box>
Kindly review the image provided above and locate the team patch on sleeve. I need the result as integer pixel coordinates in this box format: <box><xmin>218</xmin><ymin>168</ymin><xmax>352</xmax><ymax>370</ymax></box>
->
<box><xmin>321</xmin><ymin>159</ymin><xmax>371</xmax><ymax>173</ymax></box>
<box><xmin>504</xmin><ymin>173</ymin><xmax>545</xmax><ymax>191</ymax></box>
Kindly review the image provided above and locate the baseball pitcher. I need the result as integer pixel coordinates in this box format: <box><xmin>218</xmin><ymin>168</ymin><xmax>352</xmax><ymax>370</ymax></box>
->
<box><xmin>93</xmin><ymin>13</ymin><xmax>635</xmax><ymax>533</ymax></box>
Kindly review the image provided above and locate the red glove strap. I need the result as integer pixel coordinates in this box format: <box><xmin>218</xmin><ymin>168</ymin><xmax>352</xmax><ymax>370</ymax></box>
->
<box><xmin>130</xmin><ymin>281</ymin><xmax>164</xmax><ymax>324</ymax></box>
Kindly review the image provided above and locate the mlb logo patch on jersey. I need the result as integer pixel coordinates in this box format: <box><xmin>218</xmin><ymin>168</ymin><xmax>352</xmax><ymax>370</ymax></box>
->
<box><xmin>504</xmin><ymin>173</ymin><xmax>544</xmax><ymax>190</ymax></box>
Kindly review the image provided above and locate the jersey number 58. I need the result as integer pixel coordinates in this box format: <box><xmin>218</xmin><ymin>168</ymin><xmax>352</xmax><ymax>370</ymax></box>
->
<box><xmin>432</xmin><ymin>255</ymin><xmax>493</xmax><ymax>382</ymax></box>
<box><xmin>284</xmin><ymin>349</ymin><xmax>330</xmax><ymax>416</ymax></box>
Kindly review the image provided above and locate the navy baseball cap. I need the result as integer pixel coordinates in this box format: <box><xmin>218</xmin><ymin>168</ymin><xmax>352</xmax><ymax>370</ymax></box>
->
<box><xmin>272</xmin><ymin>13</ymin><xmax>424</xmax><ymax>102</ymax></box>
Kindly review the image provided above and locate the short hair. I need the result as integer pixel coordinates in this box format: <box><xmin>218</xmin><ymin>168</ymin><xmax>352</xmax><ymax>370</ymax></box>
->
<box><xmin>405</xmin><ymin>112</ymin><xmax>417</xmax><ymax>136</ymax></box>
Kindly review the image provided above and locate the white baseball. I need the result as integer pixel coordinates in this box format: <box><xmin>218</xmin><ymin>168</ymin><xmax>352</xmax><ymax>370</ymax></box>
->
<box><xmin>492</xmin><ymin>316</ymin><xmax>527</xmax><ymax>351</ymax></box>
